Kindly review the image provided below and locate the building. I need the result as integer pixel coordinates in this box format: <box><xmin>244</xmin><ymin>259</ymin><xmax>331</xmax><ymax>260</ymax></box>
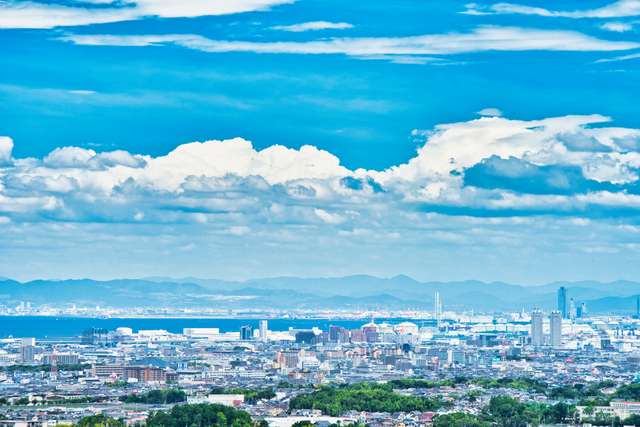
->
<box><xmin>558</xmin><ymin>287</ymin><xmax>569</xmax><ymax>319</ymax></box>
<box><xmin>20</xmin><ymin>338</ymin><xmax>35</xmax><ymax>363</ymax></box>
<box><xmin>435</xmin><ymin>292</ymin><xmax>442</xmax><ymax>327</ymax></box>
<box><xmin>531</xmin><ymin>310</ymin><xmax>543</xmax><ymax>347</ymax></box>
<box><xmin>93</xmin><ymin>364</ymin><xmax>126</xmax><ymax>378</ymax></box>
<box><xmin>550</xmin><ymin>310</ymin><xmax>563</xmax><ymax>349</ymax></box>
<box><xmin>295</xmin><ymin>331</ymin><xmax>316</xmax><ymax>344</ymax></box>
<box><xmin>240</xmin><ymin>325</ymin><xmax>254</xmax><ymax>341</ymax></box>
<box><xmin>0</xmin><ymin>422</ymin><xmax>49</xmax><ymax>427</ymax></box>
<box><xmin>329</xmin><ymin>325</ymin><xmax>341</xmax><ymax>341</ymax></box>
<box><xmin>577</xmin><ymin>402</ymin><xmax>640</xmax><ymax>420</ymax></box>
<box><xmin>187</xmin><ymin>394</ymin><xmax>244</xmax><ymax>407</ymax></box>
<box><xmin>42</xmin><ymin>354</ymin><xmax>79</xmax><ymax>365</ymax></box>
<box><xmin>183</xmin><ymin>328</ymin><xmax>220</xmax><ymax>337</ymax></box>
<box><xmin>576</xmin><ymin>301</ymin><xmax>587</xmax><ymax>318</ymax></box>
<box><xmin>259</xmin><ymin>320</ymin><xmax>268</xmax><ymax>342</ymax></box>
<box><xmin>125</xmin><ymin>366</ymin><xmax>170</xmax><ymax>382</ymax></box>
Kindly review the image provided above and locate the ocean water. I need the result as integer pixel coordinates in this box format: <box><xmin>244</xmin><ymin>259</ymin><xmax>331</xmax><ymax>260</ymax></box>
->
<box><xmin>0</xmin><ymin>316</ymin><xmax>427</xmax><ymax>339</ymax></box>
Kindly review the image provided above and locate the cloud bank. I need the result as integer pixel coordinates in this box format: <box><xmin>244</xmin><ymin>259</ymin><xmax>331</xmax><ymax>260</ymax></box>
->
<box><xmin>4</xmin><ymin>114</ymin><xmax>640</xmax><ymax>226</ymax></box>
<box><xmin>5</xmin><ymin>115</ymin><xmax>640</xmax><ymax>282</ymax></box>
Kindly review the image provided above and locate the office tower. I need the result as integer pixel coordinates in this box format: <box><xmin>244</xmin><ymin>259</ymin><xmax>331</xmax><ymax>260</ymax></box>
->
<box><xmin>550</xmin><ymin>311</ymin><xmax>563</xmax><ymax>348</ymax></box>
<box><xmin>239</xmin><ymin>325</ymin><xmax>253</xmax><ymax>341</ymax></box>
<box><xmin>558</xmin><ymin>287</ymin><xmax>569</xmax><ymax>319</ymax></box>
<box><xmin>531</xmin><ymin>310</ymin><xmax>543</xmax><ymax>347</ymax></box>
<box><xmin>329</xmin><ymin>325</ymin><xmax>341</xmax><ymax>341</ymax></box>
<box><xmin>435</xmin><ymin>292</ymin><xmax>442</xmax><ymax>327</ymax></box>
<box><xmin>20</xmin><ymin>337</ymin><xmax>35</xmax><ymax>363</ymax></box>
<box><xmin>259</xmin><ymin>320</ymin><xmax>268</xmax><ymax>342</ymax></box>
<box><xmin>295</xmin><ymin>331</ymin><xmax>316</xmax><ymax>344</ymax></box>
<box><xmin>570</xmin><ymin>299</ymin><xmax>576</xmax><ymax>320</ymax></box>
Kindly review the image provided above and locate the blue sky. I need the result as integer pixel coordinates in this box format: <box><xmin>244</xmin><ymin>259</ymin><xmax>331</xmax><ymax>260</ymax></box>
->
<box><xmin>2</xmin><ymin>0</ymin><xmax>640</xmax><ymax>284</ymax></box>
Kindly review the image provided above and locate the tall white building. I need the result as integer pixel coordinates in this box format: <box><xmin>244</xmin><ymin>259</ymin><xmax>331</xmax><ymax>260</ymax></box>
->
<box><xmin>550</xmin><ymin>310</ymin><xmax>563</xmax><ymax>348</ymax></box>
<box><xmin>20</xmin><ymin>337</ymin><xmax>35</xmax><ymax>363</ymax></box>
<box><xmin>435</xmin><ymin>293</ymin><xmax>442</xmax><ymax>327</ymax></box>
<box><xmin>530</xmin><ymin>310</ymin><xmax>543</xmax><ymax>347</ymax></box>
<box><xmin>259</xmin><ymin>320</ymin><xmax>268</xmax><ymax>342</ymax></box>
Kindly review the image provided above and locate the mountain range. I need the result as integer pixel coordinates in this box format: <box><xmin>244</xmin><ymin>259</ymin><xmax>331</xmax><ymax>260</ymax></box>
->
<box><xmin>0</xmin><ymin>275</ymin><xmax>638</xmax><ymax>314</ymax></box>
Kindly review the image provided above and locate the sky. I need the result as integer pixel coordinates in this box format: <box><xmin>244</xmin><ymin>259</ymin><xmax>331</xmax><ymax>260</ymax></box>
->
<box><xmin>2</xmin><ymin>0</ymin><xmax>640</xmax><ymax>285</ymax></box>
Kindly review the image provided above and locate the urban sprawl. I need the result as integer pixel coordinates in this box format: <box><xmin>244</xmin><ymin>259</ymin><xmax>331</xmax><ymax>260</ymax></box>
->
<box><xmin>1</xmin><ymin>288</ymin><xmax>640</xmax><ymax>427</ymax></box>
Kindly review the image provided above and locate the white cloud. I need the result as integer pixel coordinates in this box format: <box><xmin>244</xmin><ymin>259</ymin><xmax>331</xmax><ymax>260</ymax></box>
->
<box><xmin>43</xmin><ymin>146</ymin><xmax>146</xmax><ymax>170</ymax></box>
<box><xmin>69</xmin><ymin>90</ymin><xmax>98</xmax><ymax>95</ymax></box>
<box><xmin>0</xmin><ymin>137</ymin><xmax>13</xmax><ymax>166</ymax></box>
<box><xmin>0</xmin><ymin>0</ymin><xmax>295</xmax><ymax>29</ymax></box>
<box><xmin>477</xmin><ymin>108</ymin><xmax>502</xmax><ymax>116</ymax></box>
<box><xmin>59</xmin><ymin>26</ymin><xmax>640</xmax><ymax>59</ymax></box>
<box><xmin>271</xmin><ymin>21</ymin><xmax>354</xmax><ymax>32</ymax></box>
<box><xmin>44</xmin><ymin>147</ymin><xmax>97</xmax><ymax>168</ymax></box>
<box><xmin>464</xmin><ymin>0</ymin><xmax>640</xmax><ymax>18</ymax></box>
<box><xmin>600</xmin><ymin>21</ymin><xmax>634</xmax><ymax>32</ymax></box>
<box><xmin>6</xmin><ymin>117</ymin><xmax>640</xmax><ymax>282</ymax></box>
<box><xmin>314</xmin><ymin>208</ymin><xmax>344</xmax><ymax>224</ymax></box>
<box><xmin>596</xmin><ymin>52</ymin><xmax>640</xmax><ymax>62</ymax></box>
<box><xmin>227</xmin><ymin>225</ymin><xmax>250</xmax><ymax>235</ymax></box>
<box><xmin>4</xmin><ymin>114</ymin><xmax>640</xmax><ymax>228</ymax></box>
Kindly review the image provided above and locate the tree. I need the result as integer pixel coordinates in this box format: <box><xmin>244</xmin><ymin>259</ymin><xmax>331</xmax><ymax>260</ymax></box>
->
<box><xmin>583</xmin><ymin>405</ymin><xmax>595</xmax><ymax>421</ymax></box>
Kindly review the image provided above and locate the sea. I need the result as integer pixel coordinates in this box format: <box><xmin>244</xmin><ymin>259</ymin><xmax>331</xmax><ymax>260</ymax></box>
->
<box><xmin>0</xmin><ymin>316</ymin><xmax>428</xmax><ymax>339</ymax></box>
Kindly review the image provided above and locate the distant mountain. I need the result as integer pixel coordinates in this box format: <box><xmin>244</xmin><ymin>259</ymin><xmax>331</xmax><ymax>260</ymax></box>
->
<box><xmin>6</xmin><ymin>276</ymin><xmax>635</xmax><ymax>313</ymax></box>
<box><xmin>0</xmin><ymin>279</ymin><xmax>221</xmax><ymax>308</ymax></box>
<box><xmin>0</xmin><ymin>276</ymin><xmax>12</xmax><ymax>282</ymax></box>
<box><xmin>583</xmin><ymin>294</ymin><xmax>640</xmax><ymax>313</ymax></box>
<box><xmin>142</xmin><ymin>276</ymin><xmax>243</xmax><ymax>290</ymax></box>
<box><xmin>531</xmin><ymin>280</ymin><xmax>640</xmax><ymax>297</ymax></box>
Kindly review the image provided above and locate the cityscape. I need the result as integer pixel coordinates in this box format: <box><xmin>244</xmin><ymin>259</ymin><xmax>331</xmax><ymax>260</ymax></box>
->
<box><xmin>0</xmin><ymin>285</ymin><xmax>638</xmax><ymax>426</ymax></box>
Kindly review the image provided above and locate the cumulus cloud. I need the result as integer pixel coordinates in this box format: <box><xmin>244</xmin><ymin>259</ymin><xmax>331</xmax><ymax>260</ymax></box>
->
<box><xmin>0</xmin><ymin>137</ymin><xmax>13</xmax><ymax>166</ymax></box>
<box><xmin>271</xmin><ymin>21</ymin><xmax>354</xmax><ymax>32</ymax></box>
<box><xmin>0</xmin><ymin>0</ymin><xmax>295</xmax><ymax>29</ymax></box>
<box><xmin>58</xmin><ymin>26</ymin><xmax>640</xmax><ymax>59</ymax></box>
<box><xmin>7</xmin><ymin>115</ymin><xmax>640</xmax><ymax>282</ymax></box>
<box><xmin>44</xmin><ymin>147</ymin><xmax>146</xmax><ymax>170</ymax></box>
<box><xmin>463</xmin><ymin>0</ymin><xmax>640</xmax><ymax>18</ymax></box>
<box><xmin>5</xmin><ymin>114</ymin><xmax>640</xmax><ymax>228</ymax></box>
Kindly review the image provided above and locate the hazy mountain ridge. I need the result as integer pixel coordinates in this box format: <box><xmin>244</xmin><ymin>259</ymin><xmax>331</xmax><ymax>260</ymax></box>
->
<box><xmin>0</xmin><ymin>276</ymin><xmax>637</xmax><ymax>313</ymax></box>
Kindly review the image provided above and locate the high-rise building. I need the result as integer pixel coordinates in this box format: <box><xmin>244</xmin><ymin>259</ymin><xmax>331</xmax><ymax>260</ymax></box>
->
<box><xmin>577</xmin><ymin>301</ymin><xmax>588</xmax><ymax>318</ymax></box>
<box><xmin>435</xmin><ymin>292</ymin><xmax>442</xmax><ymax>327</ymax></box>
<box><xmin>329</xmin><ymin>325</ymin><xmax>341</xmax><ymax>341</ymax></box>
<box><xmin>20</xmin><ymin>337</ymin><xmax>35</xmax><ymax>363</ymax></box>
<box><xmin>558</xmin><ymin>287</ymin><xmax>569</xmax><ymax>319</ymax></box>
<box><xmin>550</xmin><ymin>311</ymin><xmax>563</xmax><ymax>348</ymax></box>
<box><xmin>239</xmin><ymin>325</ymin><xmax>253</xmax><ymax>341</ymax></box>
<box><xmin>530</xmin><ymin>310</ymin><xmax>543</xmax><ymax>347</ymax></box>
<box><xmin>295</xmin><ymin>331</ymin><xmax>316</xmax><ymax>344</ymax></box>
<box><xmin>259</xmin><ymin>320</ymin><xmax>268</xmax><ymax>342</ymax></box>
